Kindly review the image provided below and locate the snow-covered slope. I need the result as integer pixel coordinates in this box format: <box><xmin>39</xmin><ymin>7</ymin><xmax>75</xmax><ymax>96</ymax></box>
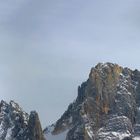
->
<box><xmin>0</xmin><ymin>100</ymin><xmax>44</xmax><ymax>140</ymax></box>
<box><xmin>0</xmin><ymin>100</ymin><xmax>29</xmax><ymax>140</ymax></box>
<box><xmin>134</xmin><ymin>137</ymin><xmax>140</xmax><ymax>140</ymax></box>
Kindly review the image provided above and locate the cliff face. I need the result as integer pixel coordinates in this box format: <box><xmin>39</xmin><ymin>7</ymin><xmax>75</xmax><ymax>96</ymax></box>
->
<box><xmin>44</xmin><ymin>62</ymin><xmax>140</xmax><ymax>140</ymax></box>
<box><xmin>0</xmin><ymin>100</ymin><xmax>44</xmax><ymax>140</ymax></box>
<box><xmin>26</xmin><ymin>111</ymin><xmax>45</xmax><ymax>140</ymax></box>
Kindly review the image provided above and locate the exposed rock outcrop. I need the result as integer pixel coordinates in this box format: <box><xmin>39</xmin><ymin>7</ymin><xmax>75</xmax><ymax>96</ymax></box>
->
<box><xmin>44</xmin><ymin>62</ymin><xmax>140</xmax><ymax>140</ymax></box>
<box><xmin>27</xmin><ymin>111</ymin><xmax>45</xmax><ymax>140</ymax></box>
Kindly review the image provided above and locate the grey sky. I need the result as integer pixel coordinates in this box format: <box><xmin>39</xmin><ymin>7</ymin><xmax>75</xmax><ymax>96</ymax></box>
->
<box><xmin>0</xmin><ymin>0</ymin><xmax>140</xmax><ymax>128</ymax></box>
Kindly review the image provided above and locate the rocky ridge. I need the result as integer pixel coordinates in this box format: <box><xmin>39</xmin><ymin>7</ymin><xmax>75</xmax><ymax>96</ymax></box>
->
<box><xmin>44</xmin><ymin>62</ymin><xmax>140</xmax><ymax>140</ymax></box>
<box><xmin>0</xmin><ymin>100</ymin><xmax>44</xmax><ymax>140</ymax></box>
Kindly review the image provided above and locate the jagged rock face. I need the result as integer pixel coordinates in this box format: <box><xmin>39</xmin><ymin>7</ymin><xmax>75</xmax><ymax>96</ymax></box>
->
<box><xmin>0</xmin><ymin>100</ymin><xmax>44</xmax><ymax>140</ymax></box>
<box><xmin>27</xmin><ymin>111</ymin><xmax>45</xmax><ymax>140</ymax></box>
<box><xmin>44</xmin><ymin>62</ymin><xmax>140</xmax><ymax>140</ymax></box>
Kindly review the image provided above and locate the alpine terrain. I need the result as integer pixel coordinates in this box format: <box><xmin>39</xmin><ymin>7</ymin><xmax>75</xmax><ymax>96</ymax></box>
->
<box><xmin>44</xmin><ymin>63</ymin><xmax>140</xmax><ymax>140</ymax></box>
<box><xmin>1</xmin><ymin>62</ymin><xmax>140</xmax><ymax>140</ymax></box>
<box><xmin>0</xmin><ymin>100</ymin><xmax>44</xmax><ymax>140</ymax></box>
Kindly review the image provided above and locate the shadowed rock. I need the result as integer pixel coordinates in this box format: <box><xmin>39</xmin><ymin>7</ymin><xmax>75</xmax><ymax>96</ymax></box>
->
<box><xmin>27</xmin><ymin>111</ymin><xmax>45</xmax><ymax>140</ymax></box>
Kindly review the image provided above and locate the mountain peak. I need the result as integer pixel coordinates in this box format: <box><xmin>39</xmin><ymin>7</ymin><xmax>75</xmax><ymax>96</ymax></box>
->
<box><xmin>0</xmin><ymin>100</ymin><xmax>45</xmax><ymax>140</ymax></box>
<box><xmin>95</xmin><ymin>62</ymin><xmax>117</xmax><ymax>68</ymax></box>
<box><xmin>27</xmin><ymin>111</ymin><xmax>45</xmax><ymax>140</ymax></box>
<box><xmin>90</xmin><ymin>62</ymin><xmax>122</xmax><ymax>77</ymax></box>
<box><xmin>45</xmin><ymin>62</ymin><xmax>140</xmax><ymax>140</ymax></box>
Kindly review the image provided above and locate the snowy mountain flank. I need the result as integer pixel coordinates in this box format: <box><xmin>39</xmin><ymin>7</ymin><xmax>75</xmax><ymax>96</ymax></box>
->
<box><xmin>0</xmin><ymin>100</ymin><xmax>44</xmax><ymax>140</ymax></box>
<box><xmin>44</xmin><ymin>63</ymin><xmax>140</xmax><ymax>140</ymax></box>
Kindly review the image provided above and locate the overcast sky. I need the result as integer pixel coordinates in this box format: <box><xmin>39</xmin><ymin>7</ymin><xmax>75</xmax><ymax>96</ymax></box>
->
<box><xmin>1</xmin><ymin>0</ymin><xmax>140</xmax><ymax>128</ymax></box>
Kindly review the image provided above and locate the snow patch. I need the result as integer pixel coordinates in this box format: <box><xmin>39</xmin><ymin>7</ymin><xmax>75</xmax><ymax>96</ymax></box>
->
<box><xmin>134</xmin><ymin>137</ymin><xmax>140</xmax><ymax>140</ymax></box>
<box><xmin>5</xmin><ymin>128</ymin><xmax>12</xmax><ymax>140</ymax></box>
<box><xmin>98</xmin><ymin>131</ymin><xmax>131</xmax><ymax>140</ymax></box>
<box><xmin>85</xmin><ymin>124</ymin><xmax>94</xmax><ymax>139</ymax></box>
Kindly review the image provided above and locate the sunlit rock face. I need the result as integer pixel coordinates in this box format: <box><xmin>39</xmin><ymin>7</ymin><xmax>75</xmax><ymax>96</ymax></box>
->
<box><xmin>44</xmin><ymin>62</ymin><xmax>140</xmax><ymax>140</ymax></box>
<box><xmin>0</xmin><ymin>100</ymin><xmax>44</xmax><ymax>140</ymax></box>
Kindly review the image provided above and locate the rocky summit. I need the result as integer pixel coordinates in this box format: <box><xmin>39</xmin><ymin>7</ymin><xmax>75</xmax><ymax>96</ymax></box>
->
<box><xmin>44</xmin><ymin>62</ymin><xmax>140</xmax><ymax>140</ymax></box>
<box><xmin>0</xmin><ymin>100</ymin><xmax>44</xmax><ymax>140</ymax></box>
